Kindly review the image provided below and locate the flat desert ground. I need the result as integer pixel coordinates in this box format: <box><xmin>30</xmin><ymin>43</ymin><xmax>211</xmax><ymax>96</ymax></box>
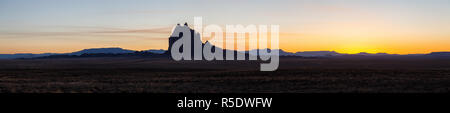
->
<box><xmin>0</xmin><ymin>56</ymin><xmax>449</xmax><ymax>93</ymax></box>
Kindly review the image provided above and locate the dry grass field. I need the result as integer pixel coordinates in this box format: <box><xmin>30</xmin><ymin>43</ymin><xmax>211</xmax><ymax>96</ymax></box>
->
<box><xmin>0</xmin><ymin>56</ymin><xmax>449</xmax><ymax>93</ymax></box>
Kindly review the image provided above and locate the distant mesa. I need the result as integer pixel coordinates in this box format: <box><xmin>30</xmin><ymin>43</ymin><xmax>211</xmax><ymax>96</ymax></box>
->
<box><xmin>1</xmin><ymin>48</ymin><xmax>449</xmax><ymax>60</ymax></box>
<box><xmin>427</xmin><ymin>52</ymin><xmax>450</xmax><ymax>57</ymax></box>
<box><xmin>144</xmin><ymin>49</ymin><xmax>166</xmax><ymax>54</ymax></box>
<box><xmin>357</xmin><ymin>52</ymin><xmax>370</xmax><ymax>55</ymax></box>
<box><xmin>69</xmin><ymin>47</ymin><xmax>135</xmax><ymax>55</ymax></box>
<box><xmin>0</xmin><ymin>48</ymin><xmax>168</xmax><ymax>59</ymax></box>
<box><xmin>0</xmin><ymin>53</ymin><xmax>57</xmax><ymax>59</ymax></box>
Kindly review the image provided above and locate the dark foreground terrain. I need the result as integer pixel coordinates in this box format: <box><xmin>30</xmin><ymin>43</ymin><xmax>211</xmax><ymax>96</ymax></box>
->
<box><xmin>0</xmin><ymin>56</ymin><xmax>449</xmax><ymax>93</ymax></box>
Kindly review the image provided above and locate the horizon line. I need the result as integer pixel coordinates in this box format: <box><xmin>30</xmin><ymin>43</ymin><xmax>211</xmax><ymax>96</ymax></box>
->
<box><xmin>1</xmin><ymin>47</ymin><xmax>448</xmax><ymax>55</ymax></box>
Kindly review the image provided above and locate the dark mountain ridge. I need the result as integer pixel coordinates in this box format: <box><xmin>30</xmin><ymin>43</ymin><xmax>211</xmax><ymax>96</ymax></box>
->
<box><xmin>1</xmin><ymin>47</ymin><xmax>449</xmax><ymax>59</ymax></box>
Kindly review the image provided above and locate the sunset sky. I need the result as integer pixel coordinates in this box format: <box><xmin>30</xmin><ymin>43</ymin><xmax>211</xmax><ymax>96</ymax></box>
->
<box><xmin>1</xmin><ymin>0</ymin><xmax>450</xmax><ymax>54</ymax></box>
